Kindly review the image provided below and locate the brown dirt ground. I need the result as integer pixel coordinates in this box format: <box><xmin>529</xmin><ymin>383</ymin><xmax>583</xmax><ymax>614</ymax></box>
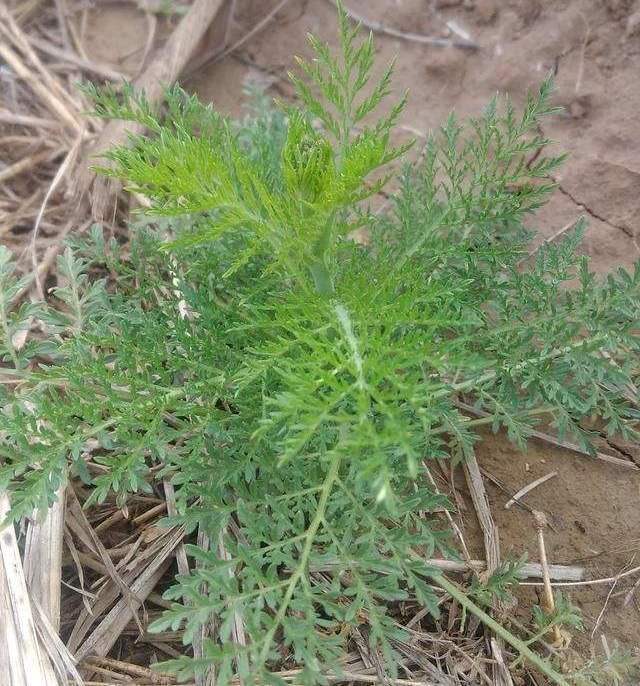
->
<box><xmin>82</xmin><ymin>0</ymin><xmax>640</xmax><ymax>667</ymax></box>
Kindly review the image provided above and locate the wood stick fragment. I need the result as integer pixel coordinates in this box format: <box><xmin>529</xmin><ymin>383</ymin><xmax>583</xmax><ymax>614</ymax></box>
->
<box><xmin>0</xmin><ymin>32</ymin><xmax>81</xmax><ymax>133</ymax></box>
<box><xmin>26</xmin><ymin>34</ymin><xmax>126</xmax><ymax>82</ymax></box>
<box><xmin>82</xmin><ymin>655</ymin><xmax>172</xmax><ymax>682</ymax></box>
<box><xmin>73</xmin><ymin>526</ymin><xmax>185</xmax><ymax>662</ymax></box>
<box><xmin>53</xmin><ymin>0</ymin><xmax>71</xmax><ymax>52</ymax></box>
<box><xmin>464</xmin><ymin>456</ymin><xmax>501</xmax><ymax>576</ymax></box>
<box><xmin>0</xmin><ymin>7</ymin><xmax>82</xmax><ymax>115</ymax></box>
<box><xmin>522</xmin><ymin>563</ymin><xmax>640</xmax><ymax>588</ymax></box>
<box><xmin>0</xmin><ymin>109</ymin><xmax>59</xmax><ymax>129</ymax></box>
<box><xmin>162</xmin><ymin>481</ymin><xmax>188</xmax><ymax>576</ymax></box>
<box><xmin>31</xmin><ymin>135</ymin><xmax>83</xmax><ymax>298</ymax></box>
<box><xmin>71</xmin><ymin>675</ymin><xmax>445</xmax><ymax>686</ymax></box>
<box><xmin>306</xmin><ymin>553</ymin><xmax>584</xmax><ymax>580</ymax></box>
<box><xmin>23</xmin><ymin>484</ymin><xmax>66</xmax><ymax>631</ymax></box>
<box><xmin>425</xmin><ymin>558</ymin><xmax>584</xmax><ymax>581</ymax></box>
<box><xmin>66</xmin><ymin>490</ymin><xmax>145</xmax><ymax>634</ymax></box>
<box><xmin>93</xmin><ymin>508</ymin><xmax>125</xmax><ymax>534</ymax></box>
<box><xmin>463</xmin><ymin>455</ymin><xmax>512</xmax><ymax>686</ymax></box>
<box><xmin>31</xmin><ymin>597</ymin><xmax>83</xmax><ymax>686</ymax></box>
<box><xmin>0</xmin><ymin>492</ymin><xmax>58</xmax><ymax>686</ymax></box>
<box><xmin>329</xmin><ymin>0</ymin><xmax>479</xmax><ymax>50</ymax></box>
<box><xmin>0</xmin><ymin>147</ymin><xmax>65</xmax><ymax>184</ymax></box>
<box><xmin>132</xmin><ymin>501</ymin><xmax>167</xmax><ymax>526</ymax></box>
<box><xmin>533</xmin><ymin>510</ymin><xmax>562</xmax><ymax>645</ymax></box>
<box><xmin>423</xmin><ymin>463</ymin><xmax>473</xmax><ymax>564</ymax></box>
<box><xmin>505</xmin><ymin>471</ymin><xmax>557</xmax><ymax>509</ymax></box>
<box><xmin>195</xmin><ymin>528</ymin><xmax>216</xmax><ymax>686</ymax></box>
<box><xmin>219</xmin><ymin>530</ymin><xmax>248</xmax><ymax>670</ymax></box>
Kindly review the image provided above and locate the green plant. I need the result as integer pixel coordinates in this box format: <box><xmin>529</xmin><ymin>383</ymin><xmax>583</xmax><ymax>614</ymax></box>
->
<box><xmin>569</xmin><ymin>647</ymin><xmax>639</xmax><ymax>686</ymax></box>
<box><xmin>469</xmin><ymin>555</ymin><xmax>525</xmax><ymax>607</ymax></box>
<box><xmin>2</xmin><ymin>3</ymin><xmax>639</xmax><ymax>685</ymax></box>
<box><xmin>532</xmin><ymin>592</ymin><xmax>584</xmax><ymax>637</ymax></box>
<box><xmin>510</xmin><ymin>592</ymin><xmax>585</xmax><ymax>671</ymax></box>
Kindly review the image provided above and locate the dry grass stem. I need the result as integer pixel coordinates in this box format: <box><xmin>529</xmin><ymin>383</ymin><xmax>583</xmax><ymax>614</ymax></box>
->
<box><xmin>504</xmin><ymin>472</ymin><xmax>558</xmax><ymax>509</ymax></box>
<box><xmin>72</xmin><ymin>526</ymin><xmax>184</xmax><ymax>663</ymax></box>
<box><xmin>0</xmin><ymin>492</ymin><xmax>59</xmax><ymax>685</ymax></box>
<box><xmin>24</xmin><ymin>483</ymin><xmax>66</xmax><ymax>630</ymax></box>
<box><xmin>326</xmin><ymin>0</ymin><xmax>479</xmax><ymax>49</ymax></box>
<box><xmin>533</xmin><ymin>510</ymin><xmax>563</xmax><ymax>645</ymax></box>
<box><xmin>463</xmin><ymin>455</ymin><xmax>513</xmax><ymax>686</ymax></box>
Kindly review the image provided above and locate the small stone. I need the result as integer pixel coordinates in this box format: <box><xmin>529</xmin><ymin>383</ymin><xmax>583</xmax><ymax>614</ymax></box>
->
<box><xmin>568</xmin><ymin>94</ymin><xmax>592</xmax><ymax>119</ymax></box>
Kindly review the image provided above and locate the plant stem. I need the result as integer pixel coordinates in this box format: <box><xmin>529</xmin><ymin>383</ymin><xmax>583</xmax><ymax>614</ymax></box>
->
<box><xmin>309</xmin><ymin>211</ymin><xmax>337</xmax><ymax>296</ymax></box>
<box><xmin>309</xmin><ymin>260</ymin><xmax>334</xmax><ymax>296</ymax></box>
<box><xmin>257</xmin><ymin>450</ymin><xmax>342</xmax><ymax>666</ymax></box>
<box><xmin>0</xmin><ymin>304</ymin><xmax>20</xmax><ymax>369</ymax></box>
<box><xmin>432</xmin><ymin>333</ymin><xmax>610</xmax><ymax>402</ymax></box>
<box><xmin>432</xmin><ymin>573</ymin><xmax>570</xmax><ymax>686</ymax></box>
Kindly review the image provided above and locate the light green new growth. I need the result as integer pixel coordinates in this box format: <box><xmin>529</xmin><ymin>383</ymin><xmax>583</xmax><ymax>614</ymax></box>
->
<box><xmin>1</xmin><ymin>3</ymin><xmax>639</xmax><ymax>685</ymax></box>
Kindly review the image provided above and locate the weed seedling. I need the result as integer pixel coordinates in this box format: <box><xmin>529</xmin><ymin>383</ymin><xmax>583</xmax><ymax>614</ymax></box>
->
<box><xmin>1</xmin><ymin>4</ymin><xmax>639</xmax><ymax>684</ymax></box>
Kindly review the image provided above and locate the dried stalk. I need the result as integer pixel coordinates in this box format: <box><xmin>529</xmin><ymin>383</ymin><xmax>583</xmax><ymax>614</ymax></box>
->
<box><xmin>23</xmin><ymin>484</ymin><xmax>66</xmax><ymax>630</ymax></box>
<box><xmin>463</xmin><ymin>455</ymin><xmax>513</xmax><ymax>686</ymax></box>
<box><xmin>0</xmin><ymin>492</ymin><xmax>59</xmax><ymax>686</ymax></box>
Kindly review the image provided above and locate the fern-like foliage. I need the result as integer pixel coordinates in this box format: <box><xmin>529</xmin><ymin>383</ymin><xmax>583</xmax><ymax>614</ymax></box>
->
<box><xmin>569</xmin><ymin>648</ymin><xmax>639</xmax><ymax>686</ymax></box>
<box><xmin>82</xmin><ymin>13</ymin><xmax>409</xmax><ymax>297</ymax></box>
<box><xmin>1</xmin><ymin>3</ymin><xmax>639</xmax><ymax>685</ymax></box>
<box><xmin>0</xmin><ymin>246</ymin><xmax>46</xmax><ymax>371</ymax></box>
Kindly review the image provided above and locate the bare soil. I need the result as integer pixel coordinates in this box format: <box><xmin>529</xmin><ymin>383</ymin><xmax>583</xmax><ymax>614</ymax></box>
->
<box><xmin>82</xmin><ymin>0</ymin><xmax>640</xmax><ymax>665</ymax></box>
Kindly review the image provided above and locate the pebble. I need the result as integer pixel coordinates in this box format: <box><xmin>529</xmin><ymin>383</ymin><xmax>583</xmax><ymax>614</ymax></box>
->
<box><xmin>568</xmin><ymin>94</ymin><xmax>592</xmax><ymax>119</ymax></box>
